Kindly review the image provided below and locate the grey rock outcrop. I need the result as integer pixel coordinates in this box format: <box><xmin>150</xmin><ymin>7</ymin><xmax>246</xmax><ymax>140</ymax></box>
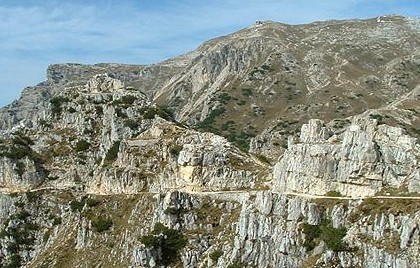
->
<box><xmin>274</xmin><ymin>119</ymin><xmax>419</xmax><ymax>197</ymax></box>
<box><xmin>87</xmin><ymin>119</ymin><xmax>266</xmax><ymax>194</ymax></box>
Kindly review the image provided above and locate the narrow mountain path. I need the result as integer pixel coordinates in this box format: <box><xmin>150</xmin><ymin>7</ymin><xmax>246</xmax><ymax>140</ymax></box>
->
<box><xmin>2</xmin><ymin>186</ymin><xmax>420</xmax><ymax>200</ymax></box>
<box><xmin>284</xmin><ymin>191</ymin><xmax>420</xmax><ymax>200</ymax></box>
<box><xmin>177</xmin><ymin>188</ymin><xmax>420</xmax><ymax>200</ymax></box>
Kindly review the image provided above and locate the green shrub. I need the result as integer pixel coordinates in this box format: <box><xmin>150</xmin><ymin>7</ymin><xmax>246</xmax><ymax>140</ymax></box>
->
<box><xmin>70</xmin><ymin>200</ymin><xmax>85</xmax><ymax>212</ymax></box>
<box><xmin>256</xmin><ymin>154</ymin><xmax>270</xmax><ymax>164</ymax></box>
<box><xmin>227</xmin><ymin>262</ymin><xmax>246</xmax><ymax>268</ymax></box>
<box><xmin>325</xmin><ymin>190</ymin><xmax>343</xmax><ymax>197</ymax></box>
<box><xmin>86</xmin><ymin>198</ymin><xmax>100</xmax><ymax>207</ymax></box>
<box><xmin>23</xmin><ymin>222</ymin><xmax>39</xmax><ymax>231</ymax></box>
<box><xmin>48</xmin><ymin>175</ymin><xmax>59</xmax><ymax>181</ymax></box>
<box><xmin>159</xmin><ymin>228</ymin><xmax>187</xmax><ymax>265</ymax></box>
<box><xmin>169</xmin><ymin>145</ymin><xmax>183</xmax><ymax>156</ymax></box>
<box><xmin>112</xmin><ymin>95</ymin><xmax>137</xmax><ymax>107</ymax></box>
<box><xmin>52</xmin><ymin>216</ymin><xmax>62</xmax><ymax>226</ymax></box>
<box><xmin>250</xmin><ymin>68</ymin><xmax>266</xmax><ymax>77</ymax></box>
<box><xmin>95</xmin><ymin>105</ymin><xmax>103</xmax><ymax>115</ymax></box>
<box><xmin>14</xmin><ymin>161</ymin><xmax>25</xmax><ymax>176</ymax></box>
<box><xmin>241</xmin><ymin>88</ymin><xmax>253</xmax><ymax>97</ymax></box>
<box><xmin>50</xmin><ymin>96</ymin><xmax>69</xmax><ymax>115</ymax></box>
<box><xmin>321</xmin><ymin>224</ymin><xmax>347</xmax><ymax>252</ymax></box>
<box><xmin>227</xmin><ymin>131</ymin><xmax>253</xmax><ymax>152</ymax></box>
<box><xmin>8</xmin><ymin>254</ymin><xmax>21</xmax><ymax>268</ymax></box>
<box><xmin>115</xmin><ymin>107</ymin><xmax>127</xmax><ymax>118</ymax></box>
<box><xmin>140</xmin><ymin>223</ymin><xmax>187</xmax><ymax>266</ymax></box>
<box><xmin>2</xmin><ymin>208</ymin><xmax>39</xmax><ymax>262</ymax></box>
<box><xmin>140</xmin><ymin>106</ymin><xmax>173</xmax><ymax>121</ymax></box>
<box><xmin>302</xmin><ymin>223</ymin><xmax>321</xmax><ymax>251</ymax></box>
<box><xmin>164</xmin><ymin>207</ymin><xmax>185</xmax><ymax>216</ymax></box>
<box><xmin>14</xmin><ymin>201</ymin><xmax>25</xmax><ymax>208</ymax></box>
<box><xmin>92</xmin><ymin>218</ymin><xmax>113</xmax><ymax>232</ymax></box>
<box><xmin>70</xmin><ymin>197</ymin><xmax>100</xmax><ymax>214</ymax></box>
<box><xmin>7</xmin><ymin>241</ymin><xmax>19</xmax><ymax>254</ymax></box>
<box><xmin>219</xmin><ymin>93</ymin><xmax>232</xmax><ymax>104</ymax></box>
<box><xmin>237</xmin><ymin>100</ymin><xmax>246</xmax><ymax>106</ymax></box>
<box><xmin>142</xmin><ymin>108</ymin><xmax>156</xmax><ymax>119</ymax></box>
<box><xmin>25</xmin><ymin>192</ymin><xmax>38</xmax><ymax>202</ymax></box>
<box><xmin>105</xmin><ymin>141</ymin><xmax>121</xmax><ymax>163</ymax></box>
<box><xmin>261</xmin><ymin>64</ymin><xmax>271</xmax><ymax>71</ymax></box>
<box><xmin>5</xmin><ymin>146</ymin><xmax>30</xmax><ymax>160</ymax></box>
<box><xmin>302</xmin><ymin>220</ymin><xmax>348</xmax><ymax>252</ymax></box>
<box><xmin>43</xmin><ymin>231</ymin><xmax>51</xmax><ymax>243</ymax></box>
<box><xmin>156</xmin><ymin>107</ymin><xmax>174</xmax><ymax>121</ymax></box>
<box><xmin>164</xmin><ymin>207</ymin><xmax>180</xmax><ymax>215</ymax></box>
<box><xmin>140</xmin><ymin>235</ymin><xmax>159</xmax><ymax>247</ymax></box>
<box><xmin>15</xmin><ymin>210</ymin><xmax>30</xmax><ymax>221</ymax></box>
<box><xmin>152</xmin><ymin>222</ymin><xmax>168</xmax><ymax>235</ymax></box>
<box><xmin>369</xmin><ymin>114</ymin><xmax>383</xmax><ymax>121</ymax></box>
<box><xmin>12</xmin><ymin>134</ymin><xmax>34</xmax><ymax>146</ymax></box>
<box><xmin>1</xmin><ymin>134</ymin><xmax>36</xmax><ymax>161</ymax></box>
<box><xmin>75</xmin><ymin>140</ymin><xmax>90</xmax><ymax>152</ymax></box>
<box><xmin>120</xmin><ymin>95</ymin><xmax>137</xmax><ymax>105</ymax></box>
<box><xmin>210</xmin><ymin>250</ymin><xmax>223</xmax><ymax>262</ymax></box>
<box><xmin>198</xmin><ymin>107</ymin><xmax>226</xmax><ymax>131</ymax></box>
<box><xmin>124</xmin><ymin>119</ymin><xmax>139</xmax><ymax>130</ymax></box>
<box><xmin>220</xmin><ymin>123</ymin><xmax>229</xmax><ymax>131</ymax></box>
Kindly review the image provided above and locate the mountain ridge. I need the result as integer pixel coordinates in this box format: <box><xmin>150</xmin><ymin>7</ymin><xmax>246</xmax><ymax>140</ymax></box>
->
<box><xmin>0</xmin><ymin>15</ymin><xmax>419</xmax><ymax>267</ymax></box>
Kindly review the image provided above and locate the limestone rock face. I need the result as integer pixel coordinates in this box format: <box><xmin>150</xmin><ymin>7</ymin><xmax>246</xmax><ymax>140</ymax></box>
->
<box><xmin>86</xmin><ymin>119</ymin><xmax>266</xmax><ymax>194</ymax></box>
<box><xmin>0</xmin><ymin>157</ymin><xmax>44</xmax><ymax>190</ymax></box>
<box><xmin>273</xmin><ymin>119</ymin><xmax>419</xmax><ymax>197</ymax></box>
<box><xmin>249</xmin><ymin>125</ymin><xmax>286</xmax><ymax>161</ymax></box>
<box><xmin>85</xmin><ymin>74</ymin><xmax>125</xmax><ymax>93</ymax></box>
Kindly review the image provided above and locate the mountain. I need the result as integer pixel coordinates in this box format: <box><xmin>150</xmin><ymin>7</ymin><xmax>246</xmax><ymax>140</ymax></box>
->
<box><xmin>0</xmin><ymin>15</ymin><xmax>419</xmax><ymax>268</ymax></box>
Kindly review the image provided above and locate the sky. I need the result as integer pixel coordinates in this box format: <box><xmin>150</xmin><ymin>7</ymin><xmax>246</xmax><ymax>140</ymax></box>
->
<box><xmin>0</xmin><ymin>0</ymin><xmax>419</xmax><ymax>107</ymax></box>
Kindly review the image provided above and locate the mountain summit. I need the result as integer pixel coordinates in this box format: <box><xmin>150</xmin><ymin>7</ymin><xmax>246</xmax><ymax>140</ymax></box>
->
<box><xmin>0</xmin><ymin>16</ymin><xmax>419</xmax><ymax>267</ymax></box>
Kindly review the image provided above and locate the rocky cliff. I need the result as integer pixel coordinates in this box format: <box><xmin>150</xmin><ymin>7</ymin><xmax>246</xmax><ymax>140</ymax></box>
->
<box><xmin>0</xmin><ymin>15</ymin><xmax>419</xmax><ymax>268</ymax></box>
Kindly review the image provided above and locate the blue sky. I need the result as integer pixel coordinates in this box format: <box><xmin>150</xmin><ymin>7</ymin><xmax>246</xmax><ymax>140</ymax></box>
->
<box><xmin>0</xmin><ymin>0</ymin><xmax>419</xmax><ymax>107</ymax></box>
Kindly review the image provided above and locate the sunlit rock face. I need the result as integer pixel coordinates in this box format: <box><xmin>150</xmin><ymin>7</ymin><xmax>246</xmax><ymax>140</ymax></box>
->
<box><xmin>273</xmin><ymin>119</ymin><xmax>419</xmax><ymax>197</ymax></box>
<box><xmin>84</xmin><ymin>74</ymin><xmax>125</xmax><ymax>93</ymax></box>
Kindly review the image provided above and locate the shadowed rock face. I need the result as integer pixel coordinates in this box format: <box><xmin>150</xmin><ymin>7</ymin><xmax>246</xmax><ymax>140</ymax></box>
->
<box><xmin>0</xmin><ymin>16</ymin><xmax>419</xmax><ymax>268</ymax></box>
